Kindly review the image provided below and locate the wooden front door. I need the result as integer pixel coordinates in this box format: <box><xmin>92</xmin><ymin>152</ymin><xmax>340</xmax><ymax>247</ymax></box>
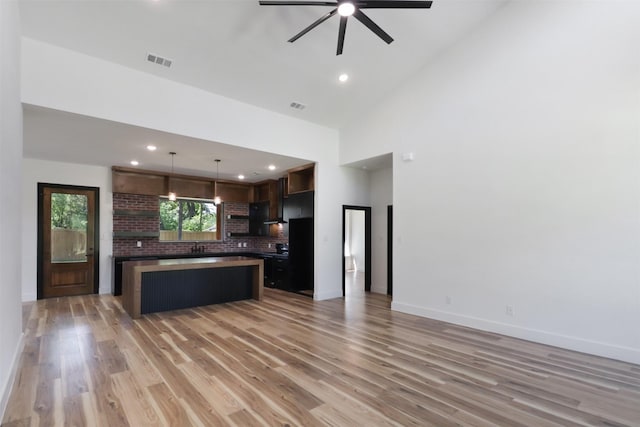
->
<box><xmin>39</xmin><ymin>184</ymin><xmax>99</xmax><ymax>298</ymax></box>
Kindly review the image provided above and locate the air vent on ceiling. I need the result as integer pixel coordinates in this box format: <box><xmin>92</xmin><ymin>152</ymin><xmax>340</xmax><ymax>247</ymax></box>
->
<box><xmin>290</xmin><ymin>102</ymin><xmax>306</xmax><ymax>110</ymax></box>
<box><xmin>147</xmin><ymin>53</ymin><xmax>172</xmax><ymax>68</ymax></box>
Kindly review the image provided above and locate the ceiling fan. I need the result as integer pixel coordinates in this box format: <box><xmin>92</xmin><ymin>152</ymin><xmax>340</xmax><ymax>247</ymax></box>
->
<box><xmin>259</xmin><ymin>0</ymin><xmax>433</xmax><ymax>55</ymax></box>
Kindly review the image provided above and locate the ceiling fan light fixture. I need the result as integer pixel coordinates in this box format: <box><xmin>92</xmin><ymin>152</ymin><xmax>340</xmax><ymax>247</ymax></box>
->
<box><xmin>259</xmin><ymin>0</ymin><xmax>432</xmax><ymax>55</ymax></box>
<box><xmin>337</xmin><ymin>2</ymin><xmax>355</xmax><ymax>17</ymax></box>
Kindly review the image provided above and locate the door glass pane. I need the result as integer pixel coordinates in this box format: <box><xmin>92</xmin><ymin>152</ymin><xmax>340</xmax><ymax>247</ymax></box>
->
<box><xmin>51</xmin><ymin>193</ymin><xmax>88</xmax><ymax>263</ymax></box>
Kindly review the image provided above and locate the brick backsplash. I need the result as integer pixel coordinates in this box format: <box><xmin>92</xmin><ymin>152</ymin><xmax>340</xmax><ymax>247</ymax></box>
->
<box><xmin>113</xmin><ymin>193</ymin><xmax>287</xmax><ymax>256</ymax></box>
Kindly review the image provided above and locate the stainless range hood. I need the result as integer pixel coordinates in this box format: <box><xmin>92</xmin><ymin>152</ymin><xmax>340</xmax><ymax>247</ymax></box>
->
<box><xmin>264</xmin><ymin>178</ymin><xmax>288</xmax><ymax>224</ymax></box>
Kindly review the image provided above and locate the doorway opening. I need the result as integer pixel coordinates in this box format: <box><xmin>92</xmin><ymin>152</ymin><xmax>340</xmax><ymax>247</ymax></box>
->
<box><xmin>342</xmin><ymin>205</ymin><xmax>371</xmax><ymax>296</ymax></box>
<box><xmin>38</xmin><ymin>183</ymin><xmax>100</xmax><ymax>299</ymax></box>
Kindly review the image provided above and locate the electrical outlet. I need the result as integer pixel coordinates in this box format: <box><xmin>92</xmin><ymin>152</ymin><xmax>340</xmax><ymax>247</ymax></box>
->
<box><xmin>136</xmin><ymin>241</ymin><xmax>142</xmax><ymax>248</ymax></box>
<box><xmin>243</xmin><ymin>242</ymin><xmax>247</xmax><ymax>248</ymax></box>
<box><xmin>445</xmin><ymin>296</ymin><xmax>452</xmax><ymax>305</ymax></box>
<box><xmin>268</xmin><ymin>243</ymin><xmax>272</xmax><ymax>248</ymax></box>
<box><xmin>237</xmin><ymin>243</ymin><xmax>242</xmax><ymax>248</ymax></box>
<box><xmin>506</xmin><ymin>305</ymin><xmax>514</xmax><ymax>316</ymax></box>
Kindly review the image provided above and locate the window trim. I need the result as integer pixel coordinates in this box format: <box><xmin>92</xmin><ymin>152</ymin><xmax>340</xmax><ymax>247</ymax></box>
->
<box><xmin>159</xmin><ymin>196</ymin><xmax>224</xmax><ymax>242</ymax></box>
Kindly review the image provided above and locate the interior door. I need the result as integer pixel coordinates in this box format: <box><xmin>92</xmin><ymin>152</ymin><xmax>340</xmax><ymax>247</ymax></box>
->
<box><xmin>40</xmin><ymin>184</ymin><xmax>99</xmax><ymax>298</ymax></box>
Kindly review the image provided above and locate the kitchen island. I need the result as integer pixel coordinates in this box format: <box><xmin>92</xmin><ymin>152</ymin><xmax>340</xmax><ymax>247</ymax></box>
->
<box><xmin>121</xmin><ymin>256</ymin><xmax>263</xmax><ymax>319</ymax></box>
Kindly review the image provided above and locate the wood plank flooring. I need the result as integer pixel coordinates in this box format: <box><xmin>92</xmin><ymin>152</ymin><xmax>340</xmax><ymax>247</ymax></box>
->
<box><xmin>3</xmin><ymin>289</ymin><xmax>640</xmax><ymax>426</ymax></box>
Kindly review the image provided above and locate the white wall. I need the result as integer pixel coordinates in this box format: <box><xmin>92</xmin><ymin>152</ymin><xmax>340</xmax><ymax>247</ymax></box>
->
<box><xmin>20</xmin><ymin>38</ymin><xmax>369</xmax><ymax>302</ymax></box>
<box><xmin>0</xmin><ymin>0</ymin><xmax>24</xmax><ymax>417</ymax></box>
<box><xmin>21</xmin><ymin>159</ymin><xmax>113</xmax><ymax>301</ymax></box>
<box><xmin>315</xmin><ymin>164</ymin><xmax>370</xmax><ymax>299</ymax></box>
<box><xmin>340</xmin><ymin>1</ymin><xmax>640</xmax><ymax>363</ymax></box>
<box><xmin>370</xmin><ymin>167</ymin><xmax>392</xmax><ymax>294</ymax></box>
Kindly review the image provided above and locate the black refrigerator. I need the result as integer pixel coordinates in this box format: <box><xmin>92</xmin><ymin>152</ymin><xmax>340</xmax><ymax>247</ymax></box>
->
<box><xmin>288</xmin><ymin>217</ymin><xmax>314</xmax><ymax>292</ymax></box>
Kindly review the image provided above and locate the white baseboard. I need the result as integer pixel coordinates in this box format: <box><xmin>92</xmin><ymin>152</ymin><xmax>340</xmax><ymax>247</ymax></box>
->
<box><xmin>21</xmin><ymin>292</ymin><xmax>36</xmax><ymax>302</ymax></box>
<box><xmin>314</xmin><ymin>289</ymin><xmax>343</xmax><ymax>301</ymax></box>
<box><xmin>0</xmin><ymin>332</ymin><xmax>25</xmax><ymax>422</ymax></box>
<box><xmin>391</xmin><ymin>301</ymin><xmax>640</xmax><ymax>365</ymax></box>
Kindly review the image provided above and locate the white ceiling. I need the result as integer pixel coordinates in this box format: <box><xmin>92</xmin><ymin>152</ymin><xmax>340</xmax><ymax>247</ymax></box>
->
<box><xmin>23</xmin><ymin>104</ymin><xmax>310</xmax><ymax>181</ymax></box>
<box><xmin>20</xmin><ymin>0</ymin><xmax>508</xmax><ymax>179</ymax></box>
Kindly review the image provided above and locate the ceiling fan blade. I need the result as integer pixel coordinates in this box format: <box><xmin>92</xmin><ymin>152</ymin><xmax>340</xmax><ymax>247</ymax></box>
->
<box><xmin>353</xmin><ymin>9</ymin><xmax>393</xmax><ymax>44</ymax></box>
<box><xmin>259</xmin><ymin>1</ymin><xmax>337</xmax><ymax>6</ymax></box>
<box><xmin>288</xmin><ymin>8</ymin><xmax>338</xmax><ymax>42</ymax></box>
<box><xmin>337</xmin><ymin>16</ymin><xmax>347</xmax><ymax>55</ymax></box>
<box><xmin>355</xmin><ymin>0</ymin><xmax>432</xmax><ymax>8</ymax></box>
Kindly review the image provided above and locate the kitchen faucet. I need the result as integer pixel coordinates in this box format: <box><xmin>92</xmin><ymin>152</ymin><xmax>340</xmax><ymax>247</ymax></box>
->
<box><xmin>191</xmin><ymin>241</ymin><xmax>205</xmax><ymax>253</ymax></box>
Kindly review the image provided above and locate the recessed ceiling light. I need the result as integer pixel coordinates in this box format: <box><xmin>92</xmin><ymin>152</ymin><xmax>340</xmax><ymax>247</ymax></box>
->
<box><xmin>268</xmin><ymin>165</ymin><xmax>276</xmax><ymax>171</ymax></box>
<box><xmin>238</xmin><ymin>174</ymin><xmax>245</xmax><ymax>180</ymax></box>
<box><xmin>338</xmin><ymin>73</ymin><xmax>349</xmax><ymax>83</ymax></box>
<box><xmin>130</xmin><ymin>160</ymin><xmax>139</xmax><ymax>166</ymax></box>
<box><xmin>337</xmin><ymin>2</ymin><xmax>355</xmax><ymax>16</ymax></box>
<box><xmin>146</xmin><ymin>145</ymin><xmax>157</xmax><ymax>151</ymax></box>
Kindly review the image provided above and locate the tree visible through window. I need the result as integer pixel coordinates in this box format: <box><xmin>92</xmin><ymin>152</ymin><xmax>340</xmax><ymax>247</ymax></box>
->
<box><xmin>159</xmin><ymin>198</ymin><xmax>220</xmax><ymax>241</ymax></box>
<box><xmin>50</xmin><ymin>193</ymin><xmax>88</xmax><ymax>262</ymax></box>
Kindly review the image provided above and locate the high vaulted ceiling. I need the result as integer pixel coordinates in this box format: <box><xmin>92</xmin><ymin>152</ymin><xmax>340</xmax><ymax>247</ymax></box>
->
<box><xmin>20</xmin><ymin>0</ymin><xmax>508</xmax><ymax>178</ymax></box>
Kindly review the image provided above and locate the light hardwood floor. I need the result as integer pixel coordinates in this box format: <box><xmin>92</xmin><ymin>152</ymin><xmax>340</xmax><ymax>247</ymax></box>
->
<box><xmin>2</xmin><ymin>289</ymin><xmax>640</xmax><ymax>426</ymax></box>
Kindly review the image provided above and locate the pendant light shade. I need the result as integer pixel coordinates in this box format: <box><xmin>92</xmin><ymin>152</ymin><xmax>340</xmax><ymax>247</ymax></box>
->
<box><xmin>213</xmin><ymin>159</ymin><xmax>222</xmax><ymax>205</ymax></box>
<box><xmin>168</xmin><ymin>152</ymin><xmax>177</xmax><ymax>201</ymax></box>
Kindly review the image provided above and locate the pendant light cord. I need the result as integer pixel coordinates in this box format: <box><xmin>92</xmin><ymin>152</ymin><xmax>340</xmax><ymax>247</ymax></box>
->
<box><xmin>214</xmin><ymin>159</ymin><xmax>222</xmax><ymax>205</ymax></box>
<box><xmin>168</xmin><ymin>152</ymin><xmax>177</xmax><ymax>201</ymax></box>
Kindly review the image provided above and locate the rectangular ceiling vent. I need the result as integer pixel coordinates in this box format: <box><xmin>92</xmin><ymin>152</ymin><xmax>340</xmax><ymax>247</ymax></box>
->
<box><xmin>290</xmin><ymin>102</ymin><xmax>306</xmax><ymax>110</ymax></box>
<box><xmin>147</xmin><ymin>53</ymin><xmax>172</xmax><ymax>68</ymax></box>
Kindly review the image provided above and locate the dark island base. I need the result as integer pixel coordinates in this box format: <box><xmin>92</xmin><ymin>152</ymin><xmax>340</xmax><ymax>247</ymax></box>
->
<box><xmin>113</xmin><ymin>251</ymin><xmax>287</xmax><ymax>296</ymax></box>
<box><xmin>141</xmin><ymin>267</ymin><xmax>253</xmax><ymax>315</ymax></box>
<box><xmin>122</xmin><ymin>256</ymin><xmax>263</xmax><ymax>318</ymax></box>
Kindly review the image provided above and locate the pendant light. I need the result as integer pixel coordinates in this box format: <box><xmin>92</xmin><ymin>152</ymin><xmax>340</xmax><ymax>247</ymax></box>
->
<box><xmin>168</xmin><ymin>152</ymin><xmax>177</xmax><ymax>201</ymax></box>
<box><xmin>213</xmin><ymin>159</ymin><xmax>222</xmax><ymax>205</ymax></box>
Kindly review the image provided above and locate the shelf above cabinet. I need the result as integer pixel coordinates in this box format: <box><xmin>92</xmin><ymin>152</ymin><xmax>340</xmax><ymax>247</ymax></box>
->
<box><xmin>288</xmin><ymin>163</ymin><xmax>315</xmax><ymax>194</ymax></box>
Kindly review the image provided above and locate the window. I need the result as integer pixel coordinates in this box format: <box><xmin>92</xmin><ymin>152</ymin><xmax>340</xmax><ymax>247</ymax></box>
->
<box><xmin>159</xmin><ymin>197</ymin><xmax>222</xmax><ymax>241</ymax></box>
